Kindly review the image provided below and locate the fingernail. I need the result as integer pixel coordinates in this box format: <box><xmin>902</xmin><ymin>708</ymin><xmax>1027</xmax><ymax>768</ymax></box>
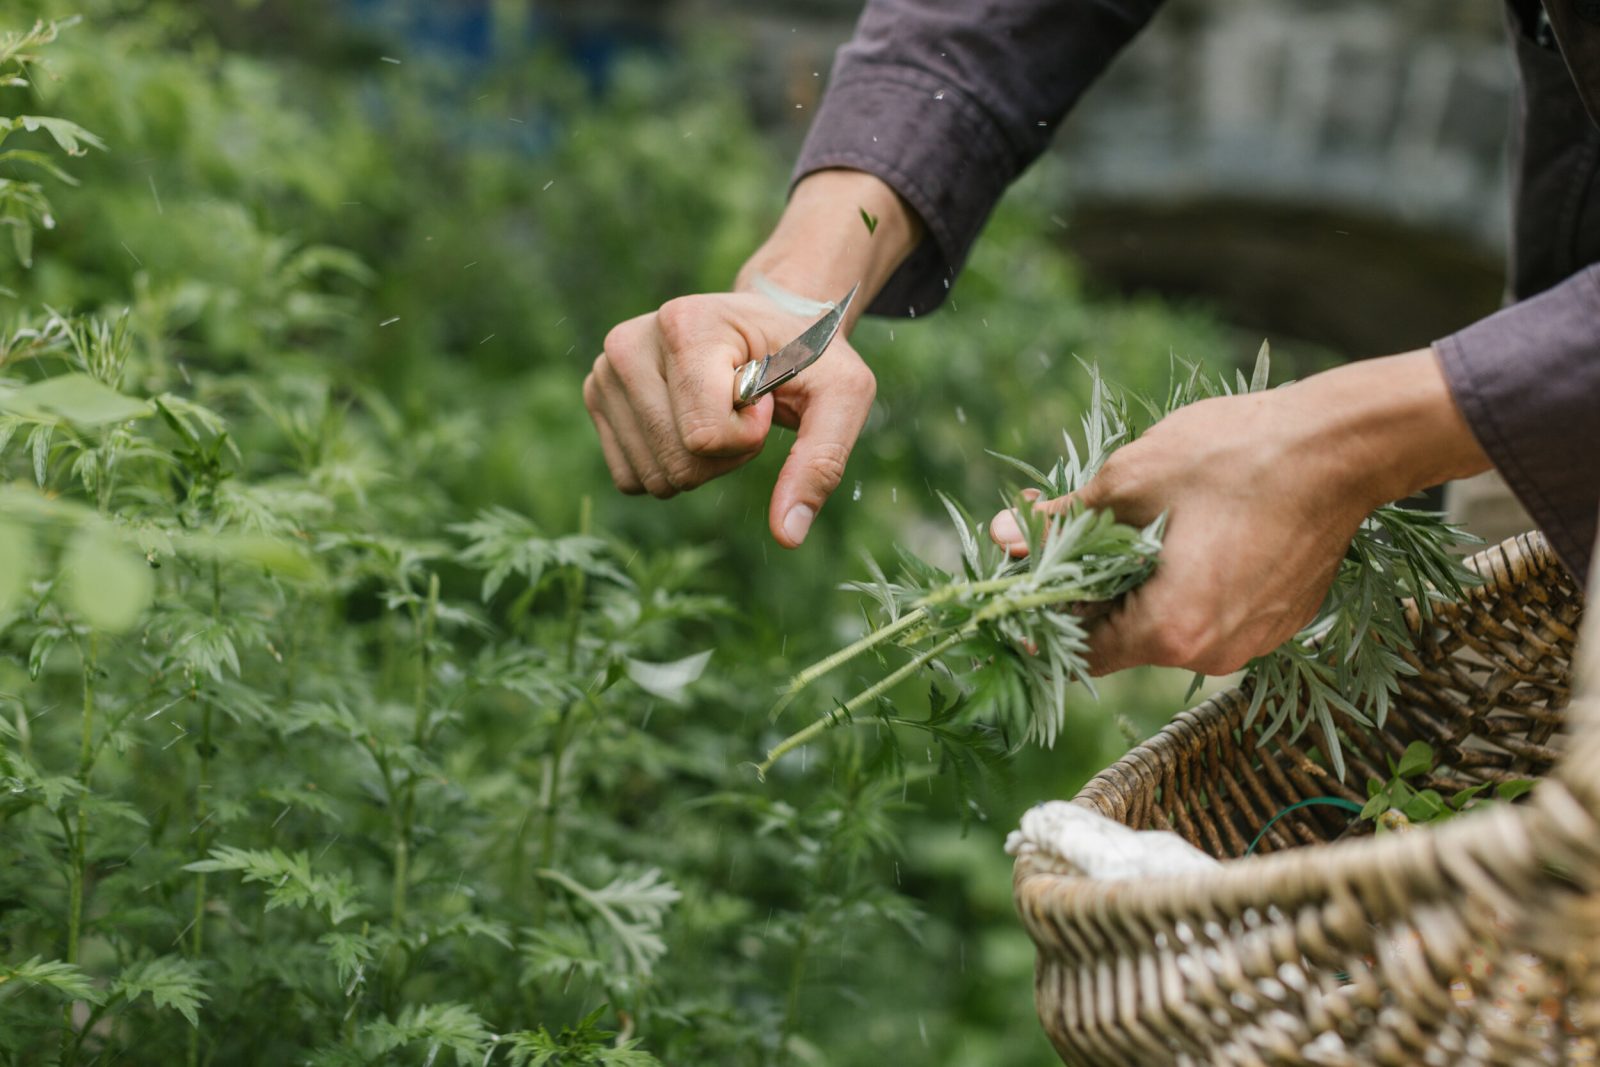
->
<box><xmin>784</xmin><ymin>505</ymin><xmax>815</xmax><ymax>545</ymax></box>
<box><xmin>989</xmin><ymin>509</ymin><xmax>1023</xmax><ymax>545</ymax></box>
<box><xmin>1021</xmin><ymin>488</ymin><xmax>1041</xmax><ymax>502</ymax></box>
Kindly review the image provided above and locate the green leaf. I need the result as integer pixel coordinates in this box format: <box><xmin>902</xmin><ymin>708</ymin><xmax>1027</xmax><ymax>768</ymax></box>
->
<box><xmin>1449</xmin><ymin>782</ymin><xmax>1490</xmax><ymax>808</ymax></box>
<box><xmin>1248</xmin><ymin>340</ymin><xmax>1271</xmax><ymax>392</ymax></box>
<box><xmin>536</xmin><ymin>867</ymin><xmax>680</xmax><ymax>978</ymax></box>
<box><xmin>363</xmin><ymin>1002</ymin><xmax>495</xmax><ymax>1062</ymax></box>
<box><xmin>0</xmin><ymin>373</ymin><xmax>154</xmax><ymax>426</ymax></box>
<box><xmin>10</xmin><ymin>216</ymin><xmax>31</xmax><ymax>268</ymax></box>
<box><xmin>1401</xmin><ymin>788</ymin><xmax>1449</xmax><ymax>823</ymax></box>
<box><xmin>18</xmin><ymin>115</ymin><xmax>106</xmax><ymax>156</ymax></box>
<box><xmin>184</xmin><ymin>846</ymin><xmax>364</xmax><ymax>925</ymax></box>
<box><xmin>0</xmin><ymin>519</ymin><xmax>33</xmax><ymax>616</ymax></box>
<box><xmin>1359</xmin><ymin>792</ymin><xmax>1390</xmax><ymax>820</ymax></box>
<box><xmin>1497</xmin><ymin>779</ymin><xmax>1535</xmax><ymax>801</ymax></box>
<box><xmin>859</xmin><ymin>207</ymin><xmax>878</xmax><ymax>235</ymax></box>
<box><xmin>111</xmin><ymin>956</ymin><xmax>207</xmax><ymax>1027</ymax></box>
<box><xmin>0</xmin><ymin>957</ymin><xmax>103</xmax><ymax>1004</ymax></box>
<box><xmin>62</xmin><ymin>529</ymin><xmax>154</xmax><ymax>632</ymax></box>
<box><xmin>1394</xmin><ymin>740</ymin><xmax>1434</xmax><ymax>779</ymax></box>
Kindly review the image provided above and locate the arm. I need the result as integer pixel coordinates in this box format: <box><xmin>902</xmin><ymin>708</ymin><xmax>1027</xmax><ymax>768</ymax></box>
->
<box><xmin>1433</xmin><ymin>263</ymin><xmax>1600</xmax><ymax>584</ymax></box>
<box><xmin>587</xmin><ymin>0</ymin><xmax>1164</xmax><ymax>546</ymax></box>
<box><xmin>796</xmin><ymin>0</ymin><xmax>1165</xmax><ymax>317</ymax></box>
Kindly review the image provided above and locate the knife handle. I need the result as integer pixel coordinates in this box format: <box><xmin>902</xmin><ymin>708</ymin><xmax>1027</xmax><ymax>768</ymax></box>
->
<box><xmin>732</xmin><ymin>359</ymin><xmax>766</xmax><ymax>409</ymax></box>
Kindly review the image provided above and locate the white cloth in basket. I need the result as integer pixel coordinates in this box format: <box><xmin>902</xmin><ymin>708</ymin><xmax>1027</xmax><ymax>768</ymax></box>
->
<box><xmin>1004</xmin><ymin>801</ymin><xmax>1221</xmax><ymax>881</ymax></box>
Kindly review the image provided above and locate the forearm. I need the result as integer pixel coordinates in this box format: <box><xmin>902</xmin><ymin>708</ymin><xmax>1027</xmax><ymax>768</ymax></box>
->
<box><xmin>736</xmin><ymin>169</ymin><xmax>923</xmax><ymax>331</ymax></box>
<box><xmin>1303</xmin><ymin>349</ymin><xmax>1492</xmax><ymax>511</ymax></box>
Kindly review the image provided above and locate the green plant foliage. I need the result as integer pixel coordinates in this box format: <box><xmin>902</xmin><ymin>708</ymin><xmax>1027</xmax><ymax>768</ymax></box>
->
<box><xmin>1360</xmin><ymin>740</ymin><xmax>1534</xmax><ymax>827</ymax></box>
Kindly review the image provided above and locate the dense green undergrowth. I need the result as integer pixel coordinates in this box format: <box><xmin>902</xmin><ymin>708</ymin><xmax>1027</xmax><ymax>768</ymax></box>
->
<box><xmin>0</xmin><ymin>5</ymin><xmax>1318</xmax><ymax>1065</ymax></box>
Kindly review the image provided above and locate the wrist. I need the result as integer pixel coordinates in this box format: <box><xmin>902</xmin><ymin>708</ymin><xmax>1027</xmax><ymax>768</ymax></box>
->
<box><xmin>736</xmin><ymin>169</ymin><xmax>922</xmax><ymax>331</ymax></box>
<box><xmin>1300</xmin><ymin>349</ymin><xmax>1492</xmax><ymax>510</ymax></box>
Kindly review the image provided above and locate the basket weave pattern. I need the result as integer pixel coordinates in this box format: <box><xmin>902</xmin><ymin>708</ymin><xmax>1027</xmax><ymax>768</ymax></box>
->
<box><xmin>1013</xmin><ymin>533</ymin><xmax>1595</xmax><ymax>1065</ymax></box>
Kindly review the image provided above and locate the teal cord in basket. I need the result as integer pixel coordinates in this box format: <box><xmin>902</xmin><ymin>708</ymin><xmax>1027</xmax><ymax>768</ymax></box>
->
<box><xmin>1245</xmin><ymin>797</ymin><xmax>1364</xmax><ymax>856</ymax></box>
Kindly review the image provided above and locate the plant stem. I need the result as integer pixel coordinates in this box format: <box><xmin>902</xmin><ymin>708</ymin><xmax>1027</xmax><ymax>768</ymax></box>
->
<box><xmin>61</xmin><ymin>633</ymin><xmax>97</xmax><ymax>1067</ymax></box>
<box><xmin>768</xmin><ymin>572</ymin><xmax>1053</xmax><ymax>719</ymax></box>
<box><xmin>769</xmin><ymin>608</ymin><xmax>928</xmax><ymax>719</ymax></box>
<box><xmin>781</xmin><ymin>928</ymin><xmax>811</xmax><ymax>1061</ymax></box>
<box><xmin>186</xmin><ymin>699</ymin><xmax>212</xmax><ymax>1067</ymax></box>
<box><xmin>531</xmin><ymin>499</ymin><xmax>592</xmax><ymax>917</ymax></box>
<box><xmin>391</xmin><ymin>572</ymin><xmax>438</xmax><ymax>927</ymax></box>
<box><xmin>188</xmin><ymin>557</ymin><xmax>222</xmax><ymax>1067</ymax></box>
<box><xmin>757</xmin><ymin>630</ymin><xmax>969</xmax><ymax>778</ymax></box>
<box><xmin>563</xmin><ymin>496</ymin><xmax>591</xmax><ymax>672</ymax></box>
<box><xmin>758</xmin><ymin>581</ymin><xmax>1103</xmax><ymax>776</ymax></box>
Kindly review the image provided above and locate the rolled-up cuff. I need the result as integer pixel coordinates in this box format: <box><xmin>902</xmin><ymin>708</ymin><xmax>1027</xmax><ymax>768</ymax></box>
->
<box><xmin>1435</xmin><ymin>264</ymin><xmax>1600</xmax><ymax>585</ymax></box>
<box><xmin>792</xmin><ymin>67</ymin><xmax>1016</xmax><ymax>319</ymax></box>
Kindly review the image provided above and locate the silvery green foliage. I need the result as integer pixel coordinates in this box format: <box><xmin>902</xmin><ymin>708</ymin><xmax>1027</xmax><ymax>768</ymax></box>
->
<box><xmin>769</xmin><ymin>344</ymin><xmax>1478</xmax><ymax>782</ymax></box>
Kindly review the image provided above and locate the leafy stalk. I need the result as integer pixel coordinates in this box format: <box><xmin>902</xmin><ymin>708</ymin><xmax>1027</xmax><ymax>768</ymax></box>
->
<box><xmin>392</xmin><ymin>571</ymin><xmax>439</xmax><ymax>926</ymax></box>
<box><xmin>764</xmin><ymin>346</ymin><xmax>1479</xmax><ymax>780</ymax></box>
<box><xmin>60</xmin><ymin>632</ymin><xmax>97</xmax><ymax>1067</ymax></box>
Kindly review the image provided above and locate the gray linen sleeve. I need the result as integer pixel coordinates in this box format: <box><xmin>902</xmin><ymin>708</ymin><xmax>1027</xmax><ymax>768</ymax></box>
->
<box><xmin>1434</xmin><ymin>263</ymin><xmax>1600</xmax><ymax>585</ymax></box>
<box><xmin>793</xmin><ymin>0</ymin><xmax>1164</xmax><ymax>318</ymax></box>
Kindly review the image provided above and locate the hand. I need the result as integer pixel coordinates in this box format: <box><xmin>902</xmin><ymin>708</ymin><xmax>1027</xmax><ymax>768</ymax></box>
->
<box><xmin>584</xmin><ymin>292</ymin><xmax>876</xmax><ymax>547</ymax></box>
<box><xmin>584</xmin><ymin>168</ymin><xmax>921</xmax><ymax>547</ymax></box>
<box><xmin>987</xmin><ymin>350</ymin><xmax>1491</xmax><ymax>676</ymax></box>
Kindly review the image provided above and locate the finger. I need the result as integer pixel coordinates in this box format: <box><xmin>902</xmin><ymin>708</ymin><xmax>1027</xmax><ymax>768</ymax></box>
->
<box><xmin>592</xmin><ymin>358</ymin><xmax>678</xmax><ymax>498</ymax></box>
<box><xmin>768</xmin><ymin>372</ymin><xmax>875</xmax><ymax>548</ymax></box>
<box><xmin>592</xmin><ymin>406</ymin><xmax>644</xmax><ymax>495</ymax></box>
<box><xmin>1084</xmin><ymin>592</ymin><xmax>1153</xmax><ymax>677</ymax></box>
<box><xmin>1085</xmin><ymin>584</ymin><xmax>1211</xmax><ymax>676</ymax></box>
<box><xmin>585</xmin><ymin>361</ymin><xmax>644</xmax><ymax>494</ymax></box>
<box><xmin>613</xmin><ymin>344</ymin><xmax>762</xmax><ymax>493</ymax></box>
<box><xmin>988</xmin><ymin>489</ymin><xmax>1042</xmax><ymax>556</ymax></box>
<box><xmin>655</xmin><ymin>300</ymin><xmax>772</xmax><ymax>459</ymax></box>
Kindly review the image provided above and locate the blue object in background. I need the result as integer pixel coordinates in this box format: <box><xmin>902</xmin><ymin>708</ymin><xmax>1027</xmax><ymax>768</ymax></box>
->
<box><xmin>339</xmin><ymin>0</ymin><xmax>667</xmax><ymax>94</ymax></box>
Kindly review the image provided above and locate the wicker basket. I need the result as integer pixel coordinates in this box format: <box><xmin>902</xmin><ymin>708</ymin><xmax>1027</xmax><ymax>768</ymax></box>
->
<box><xmin>1013</xmin><ymin>532</ymin><xmax>1597</xmax><ymax>1066</ymax></box>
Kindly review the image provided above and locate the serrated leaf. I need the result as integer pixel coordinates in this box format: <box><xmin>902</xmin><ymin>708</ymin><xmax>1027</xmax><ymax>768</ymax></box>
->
<box><xmin>184</xmin><ymin>846</ymin><xmax>363</xmax><ymax>925</ymax></box>
<box><xmin>0</xmin><ymin>957</ymin><xmax>103</xmax><ymax>1004</ymax></box>
<box><xmin>112</xmin><ymin>956</ymin><xmax>207</xmax><ymax>1027</ymax></box>
<box><xmin>18</xmin><ymin>115</ymin><xmax>106</xmax><ymax>156</ymax></box>
<box><xmin>536</xmin><ymin>868</ymin><xmax>680</xmax><ymax>977</ymax></box>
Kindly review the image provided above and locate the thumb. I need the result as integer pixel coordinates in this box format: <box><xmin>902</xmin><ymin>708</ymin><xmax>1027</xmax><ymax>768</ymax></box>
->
<box><xmin>768</xmin><ymin>384</ymin><xmax>872</xmax><ymax>548</ymax></box>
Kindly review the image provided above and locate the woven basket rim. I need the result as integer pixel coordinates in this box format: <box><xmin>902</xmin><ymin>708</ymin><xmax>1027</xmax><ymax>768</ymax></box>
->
<box><xmin>1014</xmin><ymin>530</ymin><xmax>1587</xmax><ymax>920</ymax></box>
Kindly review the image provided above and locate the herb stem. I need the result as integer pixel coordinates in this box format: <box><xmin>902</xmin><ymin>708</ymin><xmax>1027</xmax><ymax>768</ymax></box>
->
<box><xmin>61</xmin><ymin>632</ymin><xmax>98</xmax><ymax>1067</ymax></box>
<box><xmin>531</xmin><ymin>499</ymin><xmax>592</xmax><ymax>915</ymax></box>
<box><xmin>186</xmin><ymin>698</ymin><xmax>212</xmax><ymax>1067</ymax></box>
<box><xmin>759</xmin><ymin>582</ymin><xmax>1103</xmax><ymax>776</ymax></box>
<box><xmin>758</xmin><ymin>629</ymin><xmax>969</xmax><ymax>777</ymax></box>
<box><xmin>392</xmin><ymin>571</ymin><xmax>438</xmax><ymax>927</ymax></box>
<box><xmin>769</xmin><ymin>608</ymin><xmax>928</xmax><ymax>719</ymax></box>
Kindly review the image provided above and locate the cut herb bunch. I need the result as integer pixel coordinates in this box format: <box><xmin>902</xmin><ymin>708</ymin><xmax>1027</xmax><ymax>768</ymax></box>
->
<box><xmin>759</xmin><ymin>347</ymin><xmax>1481</xmax><ymax>781</ymax></box>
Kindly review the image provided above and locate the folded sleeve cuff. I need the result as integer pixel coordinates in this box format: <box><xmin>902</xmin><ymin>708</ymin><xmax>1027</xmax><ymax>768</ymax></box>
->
<box><xmin>792</xmin><ymin>67</ymin><xmax>1017</xmax><ymax>319</ymax></box>
<box><xmin>1435</xmin><ymin>264</ymin><xmax>1600</xmax><ymax>585</ymax></box>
